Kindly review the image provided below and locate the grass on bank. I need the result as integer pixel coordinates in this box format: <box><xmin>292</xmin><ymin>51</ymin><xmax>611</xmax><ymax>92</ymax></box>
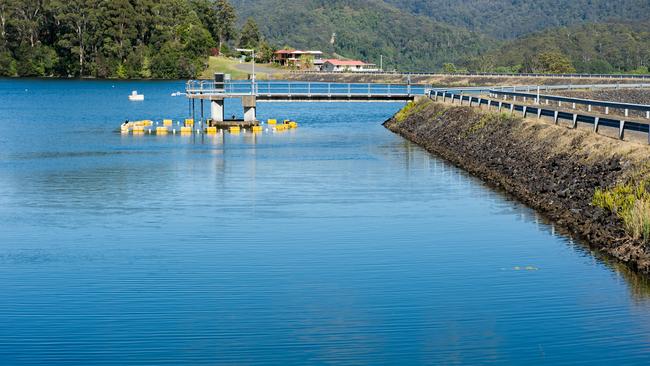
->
<box><xmin>593</xmin><ymin>179</ymin><xmax>650</xmax><ymax>242</ymax></box>
<box><xmin>199</xmin><ymin>56</ymin><xmax>280</xmax><ymax>80</ymax></box>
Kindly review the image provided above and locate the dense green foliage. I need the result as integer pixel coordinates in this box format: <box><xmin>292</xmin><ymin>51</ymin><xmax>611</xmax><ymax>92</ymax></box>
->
<box><xmin>470</xmin><ymin>23</ymin><xmax>650</xmax><ymax>74</ymax></box>
<box><xmin>382</xmin><ymin>0</ymin><xmax>650</xmax><ymax>39</ymax></box>
<box><xmin>0</xmin><ymin>0</ymin><xmax>242</xmax><ymax>78</ymax></box>
<box><xmin>0</xmin><ymin>0</ymin><xmax>648</xmax><ymax>77</ymax></box>
<box><xmin>231</xmin><ymin>0</ymin><xmax>650</xmax><ymax>73</ymax></box>
<box><xmin>231</xmin><ymin>0</ymin><xmax>493</xmax><ymax>71</ymax></box>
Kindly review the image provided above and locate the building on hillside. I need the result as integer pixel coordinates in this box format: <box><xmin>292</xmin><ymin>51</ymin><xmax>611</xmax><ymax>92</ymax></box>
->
<box><xmin>273</xmin><ymin>50</ymin><xmax>323</xmax><ymax>69</ymax></box>
<box><xmin>320</xmin><ymin>59</ymin><xmax>379</xmax><ymax>72</ymax></box>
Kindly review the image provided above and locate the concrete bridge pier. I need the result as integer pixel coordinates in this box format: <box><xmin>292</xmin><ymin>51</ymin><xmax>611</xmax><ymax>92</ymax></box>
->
<box><xmin>211</xmin><ymin>98</ymin><xmax>224</xmax><ymax>122</ymax></box>
<box><xmin>242</xmin><ymin>96</ymin><xmax>257</xmax><ymax>122</ymax></box>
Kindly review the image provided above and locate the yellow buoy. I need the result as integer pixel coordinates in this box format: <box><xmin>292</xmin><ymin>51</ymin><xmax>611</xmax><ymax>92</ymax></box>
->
<box><xmin>267</xmin><ymin>119</ymin><xmax>277</xmax><ymax>125</ymax></box>
<box><xmin>230</xmin><ymin>126</ymin><xmax>241</xmax><ymax>133</ymax></box>
<box><xmin>206</xmin><ymin>127</ymin><xmax>217</xmax><ymax>134</ymax></box>
<box><xmin>163</xmin><ymin>119</ymin><xmax>173</xmax><ymax>127</ymax></box>
<box><xmin>156</xmin><ymin>126</ymin><xmax>168</xmax><ymax>134</ymax></box>
<box><xmin>180</xmin><ymin>126</ymin><xmax>192</xmax><ymax>134</ymax></box>
<box><xmin>185</xmin><ymin>118</ymin><xmax>194</xmax><ymax>127</ymax></box>
<box><xmin>252</xmin><ymin>125</ymin><xmax>263</xmax><ymax>133</ymax></box>
<box><xmin>289</xmin><ymin>121</ymin><xmax>298</xmax><ymax>128</ymax></box>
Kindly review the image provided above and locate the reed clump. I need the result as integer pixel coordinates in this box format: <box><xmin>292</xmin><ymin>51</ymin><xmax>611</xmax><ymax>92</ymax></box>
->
<box><xmin>593</xmin><ymin>180</ymin><xmax>650</xmax><ymax>242</ymax></box>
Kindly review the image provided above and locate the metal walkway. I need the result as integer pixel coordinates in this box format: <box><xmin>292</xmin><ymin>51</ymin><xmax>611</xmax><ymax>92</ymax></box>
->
<box><xmin>185</xmin><ymin>80</ymin><xmax>423</xmax><ymax>102</ymax></box>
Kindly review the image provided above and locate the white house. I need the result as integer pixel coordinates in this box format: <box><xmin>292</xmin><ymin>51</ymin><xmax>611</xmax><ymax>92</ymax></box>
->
<box><xmin>321</xmin><ymin>59</ymin><xmax>379</xmax><ymax>72</ymax></box>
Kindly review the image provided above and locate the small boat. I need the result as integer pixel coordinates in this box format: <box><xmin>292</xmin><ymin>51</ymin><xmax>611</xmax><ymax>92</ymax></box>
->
<box><xmin>171</xmin><ymin>91</ymin><xmax>185</xmax><ymax>97</ymax></box>
<box><xmin>128</xmin><ymin>91</ymin><xmax>144</xmax><ymax>101</ymax></box>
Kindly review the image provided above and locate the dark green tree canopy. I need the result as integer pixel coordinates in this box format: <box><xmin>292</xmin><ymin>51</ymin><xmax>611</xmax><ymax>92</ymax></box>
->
<box><xmin>238</xmin><ymin>17</ymin><xmax>260</xmax><ymax>49</ymax></box>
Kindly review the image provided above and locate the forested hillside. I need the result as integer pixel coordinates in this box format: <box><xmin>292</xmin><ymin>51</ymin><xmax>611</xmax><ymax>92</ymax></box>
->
<box><xmin>0</xmin><ymin>0</ymin><xmax>648</xmax><ymax>78</ymax></box>
<box><xmin>230</xmin><ymin>0</ymin><xmax>493</xmax><ymax>71</ymax></box>
<box><xmin>382</xmin><ymin>0</ymin><xmax>650</xmax><ymax>39</ymax></box>
<box><xmin>466</xmin><ymin>22</ymin><xmax>650</xmax><ymax>74</ymax></box>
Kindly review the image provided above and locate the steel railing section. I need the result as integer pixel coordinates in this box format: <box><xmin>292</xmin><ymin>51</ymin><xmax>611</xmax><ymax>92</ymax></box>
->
<box><xmin>429</xmin><ymin>90</ymin><xmax>650</xmax><ymax>144</ymax></box>
<box><xmin>185</xmin><ymin>80</ymin><xmax>426</xmax><ymax>97</ymax></box>
<box><xmin>489</xmin><ymin>89</ymin><xmax>650</xmax><ymax>114</ymax></box>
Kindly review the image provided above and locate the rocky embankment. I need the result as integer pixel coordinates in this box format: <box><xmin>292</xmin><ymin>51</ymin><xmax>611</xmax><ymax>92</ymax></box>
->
<box><xmin>384</xmin><ymin>98</ymin><xmax>650</xmax><ymax>274</ymax></box>
<box><xmin>554</xmin><ymin>88</ymin><xmax>650</xmax><ymax>105</ymax></box>
<box><xmin>280</xmin><ymin>72</ymin><xmax>647</xmax><ymax>87</ymax></box>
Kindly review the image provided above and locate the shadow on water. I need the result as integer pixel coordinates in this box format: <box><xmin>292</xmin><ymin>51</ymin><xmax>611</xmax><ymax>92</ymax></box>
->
<box><xmin>394</xmin><ymin>138</ymin><xmax>650</xmax><ymax>300</ymax></box>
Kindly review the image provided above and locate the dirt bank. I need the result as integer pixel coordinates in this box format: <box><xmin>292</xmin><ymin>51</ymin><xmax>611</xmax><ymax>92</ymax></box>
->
<box><xmin>280</xmin><ymin>72</ymin><xmax>647</xmax><ymax>87</ymax></box>
<box><xmin>384</xmin><ymin>98</ymin><xmax>650</xmax><ymax>274</ymax></box>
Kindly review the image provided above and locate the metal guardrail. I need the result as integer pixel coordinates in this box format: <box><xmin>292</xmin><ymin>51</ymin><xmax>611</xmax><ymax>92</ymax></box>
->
<box><xmin>185</xmin><ymin>80</ymin><xmax>425</xmax><ymax>97</ymax></box>
<box><xmin>429</xmin><ymin>90</ymin><xmax>650</xmax><ymax>144</ymax></box>
<box><xmin>489</xmin><ymin>90</ymin><xmax>650</xmax><ymax>118</ymax></box>
<box><xmin>293</xmin><ymin>70</ymin><xmax>650</xmax><ymax>80</ymax></box>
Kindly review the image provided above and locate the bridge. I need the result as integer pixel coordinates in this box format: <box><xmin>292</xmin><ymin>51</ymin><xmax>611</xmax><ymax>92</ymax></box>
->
<box><xmin>184</xmin><ymin>79</ymin><xmax>650</xmax><ymax>130</ymax></box>
<box><xmin>185</xmin><ymin>80</ymin><xmax>424</xmax><ymax>124</ymax></box>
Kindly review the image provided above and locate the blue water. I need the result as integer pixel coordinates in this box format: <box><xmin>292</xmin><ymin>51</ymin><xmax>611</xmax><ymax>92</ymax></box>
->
<box><xmin>1</xmin><ymin>79</ymin><xmax>650</xmax><ymax>365</ymax></box>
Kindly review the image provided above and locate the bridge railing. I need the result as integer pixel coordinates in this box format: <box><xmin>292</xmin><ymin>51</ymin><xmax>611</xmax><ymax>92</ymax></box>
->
<box><xmin>186</xmin><ymin>80</ymin><xmax>424</xmax><ymax>96</ymax></box>
<box><xmin>429</xmin><ymin>90</ymin><xmax>650</xmax><ymax>144</ymax></box>
<box><xmin>488</xmin><ymin>89</ymin><xmax>650</xmax><ymax>119</ymax></box>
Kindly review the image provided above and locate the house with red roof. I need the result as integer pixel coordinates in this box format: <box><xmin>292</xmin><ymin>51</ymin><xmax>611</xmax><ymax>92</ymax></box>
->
<box><xmin>273</xmin><ymin>50</ymin><xmax>323</xmax><ymax>69</ymax></box>
<box><xmin>321</xmin><ymin>59</ymin><xmax>379</xmax><ymax>72</ymax></box>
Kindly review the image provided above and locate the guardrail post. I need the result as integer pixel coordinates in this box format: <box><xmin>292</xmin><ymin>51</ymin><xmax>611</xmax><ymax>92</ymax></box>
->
<box><xmin>537</xmin><ymin>108</ymin><xmax>542</xmax><ymax>119</ymax></box>
<box><xmin>522</xmin><ymin>106</ymin><xmax>527</xmax><ymax>118</ymax></box>
<box><xmin>605</xmin><ymin>106</ymin><xmax>609</xmax><ymax>115</ymax></box>
<box><xmin>646</xmin><ymin>111</ymin><xmax>650</xmax><ymax>119</ymax></box>
<box><xmin>619</xmin><ymin>120</ymin><xmax>625</xmax><ymax>140</ymax></box>
<box><xmin>450</xmin><ymin>93</ymin><xmax>455</xmax><ymax>104</ymax></box>
<box><xmin>572</xmin><ymin>114</ymin><xmax>578</xmax><ymax>128</ymax></box>
<box><xmin>510</xmin><ymin>103</ymin><xmax>514</xmax><ymax>115</ymax></box>
<box><xmin>594</xmin><ymin>117</ymin><xmax>600</xmax><ymax>133</ymax></box>
<box><xmin>477</xmin><ymin>97</ymin><xmax>482</xmax><ymax>108</ymax></box>
<box><xmin>588</xmin><ymin>104</ymin><xmax>592</xmax><ymax>112</ymax></box>
<box><xmin>442</xmin><ymin>92</ymin><xmax>446</xmax><ymax>103</ymax></box>
<box><xmin>434</xmin><ymin>90</ymin><xmax>438</xmax><ymax>101</ymax></box>
<box><xmin>572</xmin><ymin>102</ymin><xmax>576</xmax><ymax>109</ymax></box>
<box><xmin>498</xmin><ymin>101</ymin><xmax>502</xmax><ymax>112</ymax></box>
<box><xmin>554</xmin><ymin>111</ymin><xmax>559</xmax><ymax>124</ymax></box>
<box><xmin>625</xmin><ymin>109</ymin><xmax>629</xmax><ymax>117</ymax></box>
<box><xmin>460</xmin><ymin>94</ymin><xmax>463</xmax><ymax>105</ymax></box>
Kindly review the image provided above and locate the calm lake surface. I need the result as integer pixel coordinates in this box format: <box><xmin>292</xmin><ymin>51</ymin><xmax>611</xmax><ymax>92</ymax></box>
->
<box><xmin>1</xmin><ymin>79</ymin><xmax>650</xmax><ymax>365</ymax></box>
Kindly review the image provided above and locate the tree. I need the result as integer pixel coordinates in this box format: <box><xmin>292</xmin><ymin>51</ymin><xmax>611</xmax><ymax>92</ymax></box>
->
<box><xmin>213</xmin><ymin>0</ymin><xmax>236</xmax><ymax>51</ymax></box>
<box><xmin>238</xmin><ymin>17</ymin><xmax>260</xmax><ymax>49</ymax></box>
<box><xmin>51</xmin><ymin>0</ymin><xmax>98</xmax><ymax>76</ymax></box>
<box><xmin>537</xmin><ymin>51</ymin><xmax>576</xmax><ymax>73</ymax></box>
<box><xmin>257</xmin><ymin>40</ymin><xmax>275</xmax><ymax>63</ymax></box>
<box><xmin>442</xmin><ymin>63</ymin><xmax>457</xmax><ymax>73</ymax></box>
<box><xmin>10</xmin><ymin>0</ymin><xmax>47</xmax><ymax>48</ymax></box>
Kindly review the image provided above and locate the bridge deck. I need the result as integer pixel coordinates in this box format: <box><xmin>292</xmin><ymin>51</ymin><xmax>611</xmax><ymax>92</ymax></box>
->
<box><xmin>185</xmin><ymin>81</ymin><xmax>421</xmax><ymax>102</ymax></box>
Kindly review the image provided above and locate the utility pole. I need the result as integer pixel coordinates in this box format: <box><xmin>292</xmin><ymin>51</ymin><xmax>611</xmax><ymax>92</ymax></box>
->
<box><xmin>237</xmin><ymin>48</ymin><xmax>256</xmax><ymax>94</ymax></box>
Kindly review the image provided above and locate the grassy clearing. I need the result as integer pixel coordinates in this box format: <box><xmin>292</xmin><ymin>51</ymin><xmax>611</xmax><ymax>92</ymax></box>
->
<box><xmin>199</xmin><ymin>56</ymin><xmax>278</xmax><ymax>80</ymax></box>
<box><xmin>593</xmin><ymin>178</ymin><xmax>650</xmax><ymax>242</ymax></box>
